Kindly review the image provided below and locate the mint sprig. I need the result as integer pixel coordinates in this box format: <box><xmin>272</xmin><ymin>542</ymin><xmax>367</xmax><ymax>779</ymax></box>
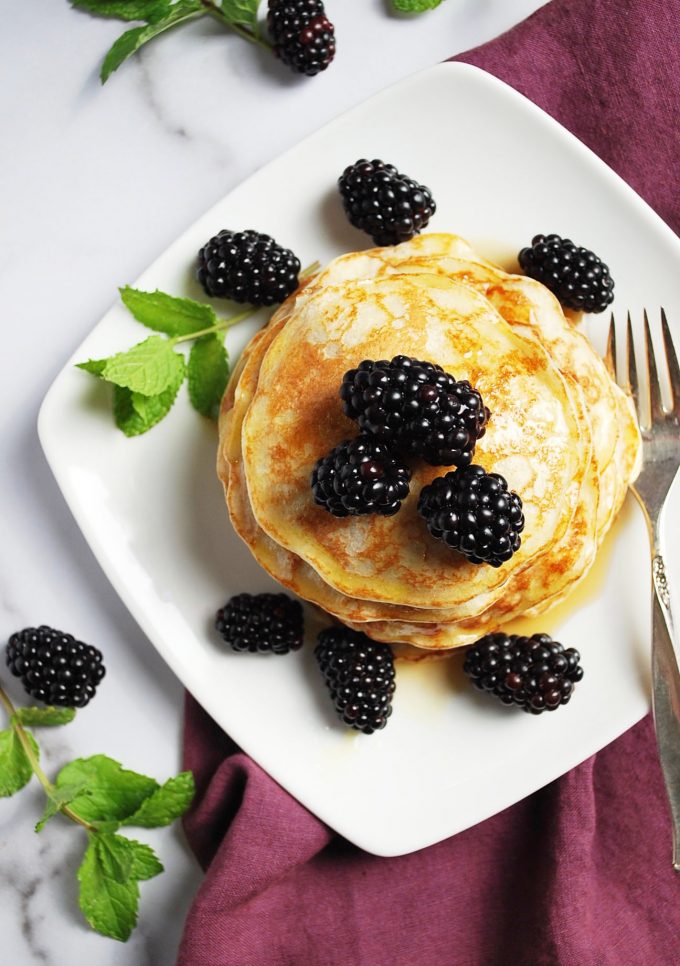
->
<box><xmin>77</xmin><ymin>261</ymin><xmax>319</xmax><ymax>437</ymax></box>
<box><xmin>69</xmin><ymin>0</ymin><xmax>270</xmax><ymax>83</ymax></box>
<box><xmin>0</xmin><ymin>680</ymin><xmax>194</xmax><ymax>942</ymax></box>
<box><xmin>77</xmin><ymin>287</ymin><xmax>254</xmax><ymax>436</ymax></box>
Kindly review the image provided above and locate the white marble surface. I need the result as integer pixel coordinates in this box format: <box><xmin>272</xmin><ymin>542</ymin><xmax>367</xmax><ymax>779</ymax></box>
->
<box><xmin>0</xmin><ymin>1</ymin><xmax>548</xmax><ymax>962</ymax></box>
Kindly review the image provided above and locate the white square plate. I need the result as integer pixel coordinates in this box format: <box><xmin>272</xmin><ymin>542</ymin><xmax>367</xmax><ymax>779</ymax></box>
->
<box><xmin>39</xmin><ymin>63</ymin><xmax>680</xmax><ymax>856</ymax></box>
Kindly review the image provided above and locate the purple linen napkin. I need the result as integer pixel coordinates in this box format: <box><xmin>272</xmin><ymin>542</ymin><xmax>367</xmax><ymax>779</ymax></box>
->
<box><xmin>178</xmin><ymin>1</ymin><xmax>680</xmax><ymax>962</ymax></box>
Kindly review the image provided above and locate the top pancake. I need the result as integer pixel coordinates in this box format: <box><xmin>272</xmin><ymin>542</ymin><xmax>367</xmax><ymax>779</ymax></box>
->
<box><xmin>241</xmin><ymin>271</ymin><xmax>584</xmax><ymax>609</ymax></box>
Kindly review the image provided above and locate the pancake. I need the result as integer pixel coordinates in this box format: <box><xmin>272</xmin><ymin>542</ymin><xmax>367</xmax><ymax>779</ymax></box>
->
<box><xmin>241</xmin><ymin>273</ymin><xmax>585</xmax><ymax>610</ymax></box>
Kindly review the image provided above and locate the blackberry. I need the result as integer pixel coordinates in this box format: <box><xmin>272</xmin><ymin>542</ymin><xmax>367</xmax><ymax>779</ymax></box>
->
<box><xmin>215</xmin><ymin>593</ymin><xmax>303</xmax><ymax>654</ymax></box>
<box><xmin>311</xmin><ymin>435</ymin><xmax>411</xmax><ymax>517</ymax></box>
<box><xmin>315</xmin><ymin>627</ymin><xmax>395</xmax><ymax>734</ymax></box>
<box><xmin>6</xmin><ymin>626</ymin><xmax>105</xmax><ymax>708</ymax></box>
<box><xmin>418</xmin><ymin>464</ymin><xmax>524</xmax><ymax>567</ymax></box>
<box><xmin>197</xmin><ymin>229</ymin><xmax>301</xmax><ymax>306</ymax></box>
<box><xmin>518</xmin><ymin>233</ymin><xmax>614</xmax><ymax>313</ymax></box>
<box><xmin>340</xmin><ymin>356</ymin><xmax>489</xmax><ymax>467</ymax></box>
<box><xmin>338</xmin><ymin>159</ymin><xmax>436</xmax><ymax>246</ymax></box>
<box><xmin>463</xmin><ymin>632</ymin><xmax>584</xmax><ymax>714</ymax></box>
<box><xmin>267</xmin><ymin>0</ymin><xmax>336</xmax><ymax>77</ymax></box>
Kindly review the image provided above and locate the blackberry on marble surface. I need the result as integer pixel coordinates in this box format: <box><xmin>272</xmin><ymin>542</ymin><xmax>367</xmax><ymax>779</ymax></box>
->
<box><xmin>6</xmin><ymin>625</ymin><xmax>105</xmax><ymax>708</ymax></box>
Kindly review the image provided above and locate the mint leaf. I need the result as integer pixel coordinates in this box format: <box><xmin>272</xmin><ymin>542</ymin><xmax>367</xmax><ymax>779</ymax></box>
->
<box><xmin>14</xmin><ymin>707</ymin><xmax>76</xmax><ymax>727</ymax></box>
<box><xmin>77</xmin><ymin>358</ymin><xmax>108</xmax><ymax>376</ymax></box>
<box><xmin>78</xmin><ymin>833</ymin><xmax>140</xmax><ymax>942</ymax></box>
<box><xmin>56</xmin><ymin>755</ymin><xmax>159</xmax><ymax>824</ymax></box>
<box><xmin>101</xmin><ymin>336</ymin><xmax>184</xmax><ymax>396</ymax></box>
<box><xmin>70</xmin><ymin>0</ymin><xmax>170</xmax><ymax>22</ymax></box>
<box><xmin>36</xmin><ymin>782</ymin><xmax>89</xmax><ymax>833</ymax></box>
<box><xmin>218</xmin><ymin>0</ymin><xmax>259</xmax><ymax>28</ymax></box>
<box><xmin>0</xmin><ymin>728</ymin><xmax>39</xmax><ymax>797</ymax></box>
<box><xmin>96</xmin><ymin>831</ymin><xmax>135</xmax><ymax>882</ymax></box>
<box><xmin>120</xmin><ymin>286</ymin><xmax>217</xmax><ymax>337</ymax></box>
<box><xmin>128</xmin><ymin>839</ymin><xmax>164</xmax><ymax>880</ymax></box>
<box><xmin>123</xmin><ymin>772</ymin><xmax>195</xmax><ymax>827</ymax></box>
<box><xmin>392</xmin><ymin>0</ymin><xmax>444</xmax><ymax>10</ymax></box>
<box><xmin>100</xmin><ymin>0</ymin><xmax>204</xmax><ymax>82</ymax></box>
<box><xmin>113</xmin><ymin>357</ymin><xmax>185</xmax><ymax>436</ymax></box>
<box><xmin>187</xmin><ymin>335</ymin><xmax>229</xmax><ymax>419</ymax></box>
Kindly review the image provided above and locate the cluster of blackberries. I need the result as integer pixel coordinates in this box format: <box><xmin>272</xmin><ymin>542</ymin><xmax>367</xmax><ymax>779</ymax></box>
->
<box><xmin>215</xmin><ymin>593</ymin><xmax>395</xmax><ymax>733</ymax></box>
<box><xmin>213</xmin><ymin>593</ymin><xmax>584</xmax><ymax>727</ymax></box>
<box><xmin>311</xmin><ymin>355</ymin><xmax>523</xmax><ymax>568</ymax></box>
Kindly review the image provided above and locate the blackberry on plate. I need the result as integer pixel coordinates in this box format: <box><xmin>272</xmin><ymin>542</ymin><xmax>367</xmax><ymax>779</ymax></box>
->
<box><xmin>338</xmin><ymin>159</ymin><xmax>436</xmax><ymax>246</ymax></box>
<box><xmin>418</xmin><ymin>464</ymin><xmax>524</xmax><ymax>567</ymax></box>
<box><xmin>215</xmin><ymin>593</ymin><xmax>303</xmax><ymax>654</ymax></box>
<box><xmin>518</xmin><ymin>233</ymin><xmax>614</xmax><ymax>313</ymax></box>
<box><xmin>463</xmin><ymin>632</ymin><xmax>584</xmax><ymax>714</ymax></box>
<box><xmin>340</xmin><ymin>356</ymin><xmax>489</xmax><ymax>467</ymax></box>
<box><xmin>315</xmin><ymin>627</ymin><xmax>396</xmax><ymax>734</ymax></box>
<box><xmin>311</xmin><ymin>435</ymin><xmax>411</xmax><ymax>517</ymax></box>
<box><xmin>267</xmin><ymin>0</ymin><xmax>336</xmax><ymax>77</ymax></box>
<box><xmin>197</xmin><ymin>229</ymin><xmax>301</xmax><ymax>306</ymax></box>
<box><xmin>6</xmin><ymin>626</ymin><xmax>105</xmax><ymax>708</ymax></box>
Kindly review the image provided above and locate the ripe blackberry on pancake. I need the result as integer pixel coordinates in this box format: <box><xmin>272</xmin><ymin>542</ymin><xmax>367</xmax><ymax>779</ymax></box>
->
<box><xmin>311</xmin><ymin>435</ymin><xmax>411</xmax><ymax>517</ymax></box>
<box><xmin>418</xmin><ymin>465</ymin><xmax>525</xmax><ymax>567</ymax></box>
<box><xmin>340</xmin><ymin>355</ymin><xmax>489</xmax><ymax>466</ymax></box>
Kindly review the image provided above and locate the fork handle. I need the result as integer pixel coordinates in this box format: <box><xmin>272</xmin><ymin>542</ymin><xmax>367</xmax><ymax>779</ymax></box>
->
<box><xmin>649</xmin><ymin>535</ymin><xmax>680</xmax><ymax>871</ymax></box>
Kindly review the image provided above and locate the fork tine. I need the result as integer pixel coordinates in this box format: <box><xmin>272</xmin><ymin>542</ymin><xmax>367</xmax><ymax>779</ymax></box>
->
<box><xmin>644</xmin><ymin>309</ymin><xmax>665</xmax><ymax>423</ymax></box>
<box><xmin>605</xmin><ymin>313</ymin><xmax>617</xmax><ymax>378</ymax></box>
<box><xmin>626</xmin><ymin>311</ymin><xmax>641</xmax><ymax>421</ymax></box>
<box><xmin>661</xmin><ymin>308</ymin><xmax>680</xmax><ymax>416</ymax></box>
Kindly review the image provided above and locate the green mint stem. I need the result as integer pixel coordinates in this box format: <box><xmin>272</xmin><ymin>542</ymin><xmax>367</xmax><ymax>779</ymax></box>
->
<box><xmin>0</xmin><ymin>680</ymin><xmax>94</xmax><ymax>832</ymax></box>
<box><xmin>171</xmin><ymin>307</ymin><xmax>254</xmax><ymax>346</ymax></box>
<box><xmin>301</xmin><ymin>261</ymin><xmax>321</xmax><ymax>278</ymax></box>
<box><xmin>200</xmin><ymin>1</ymin><xmax>273</xmax><ymax>51</ymax></box>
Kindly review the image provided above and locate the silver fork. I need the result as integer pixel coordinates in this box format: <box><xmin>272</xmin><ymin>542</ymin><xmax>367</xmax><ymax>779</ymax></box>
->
<box><xmin>607</xmin><ymin>309</ymin><xmax>680</xmax><ymax>869</ymax></box>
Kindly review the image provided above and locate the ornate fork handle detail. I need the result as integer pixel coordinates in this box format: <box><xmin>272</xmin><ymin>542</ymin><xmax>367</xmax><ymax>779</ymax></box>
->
<box><xmin>653</xmin><ymin>554</ymin><xmax>672</xmax><ymax>611</ymax></box>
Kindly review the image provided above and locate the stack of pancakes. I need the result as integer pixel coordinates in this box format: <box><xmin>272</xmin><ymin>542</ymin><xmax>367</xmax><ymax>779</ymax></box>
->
<box><xmin>217</xmin><ymin>234</ymin><xmax>641</xmax><ymax>650</ymax></box>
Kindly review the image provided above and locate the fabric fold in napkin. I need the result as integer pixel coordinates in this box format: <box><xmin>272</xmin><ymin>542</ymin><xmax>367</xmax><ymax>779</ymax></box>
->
<box><xmin>178</xmin><ymin>1</ymin><xmax>680</xmax><ymax>962</ymax></box>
